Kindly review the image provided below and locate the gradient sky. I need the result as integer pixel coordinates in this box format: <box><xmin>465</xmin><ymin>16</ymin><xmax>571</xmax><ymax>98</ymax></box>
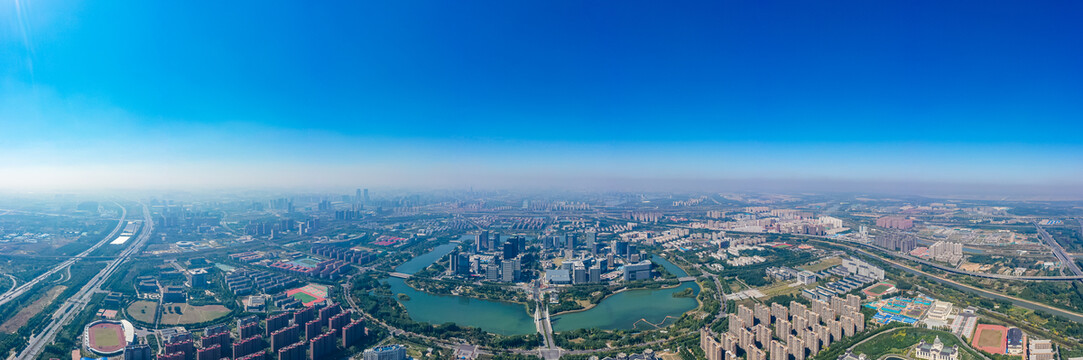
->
<box><xmin>2</xmin><ymin>1</ymin><xmax>1082</xmax><ymax>192</ymax></box>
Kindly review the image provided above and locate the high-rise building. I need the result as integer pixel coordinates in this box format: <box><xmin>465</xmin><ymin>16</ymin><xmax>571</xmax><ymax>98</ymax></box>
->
<box><xmin>876</xmin><ymin>216</ymin><xmax>913</xmax><ymax>230</ymax></box>
<box><xmin>841</xmin><ymin>257</ymin><xmax>885</xmax><ymax>280</ymax></box>
<box><xmin>501</xmin><ymin>258</ymin><xmax>520</xmax><ymax>282</ymax></box>
<box><xmin>623</xmin><ymin>260</ymin><xmax>652</xmax><ymax>281</ymax></box>
<box><xmin>503</xmin><ymin>240</ymin><xmax>519</xmax><ymax>259</ymax></box>
<box><xmin>476</xmin><ymin>231</ymin><xmax>489</xmax><ymax>252</ymax></box>
<box><xmin>123</xmin><ymin>344</ymin><xmax>152</xmax><ymax>360</ymax></box>
<box><xmin>450</xmin><ymin>251</ymin><xmax>471</xmax><ymax>276</ymax></box>
<box><xmin>486</xmin><ymin>262</ymin><xmax>501</xmax><ymax>281</ymax></box>
<box><xmin>573</xmin><ymin>265</ymin><xmax>587</xmax><ymax>284</ymax></box>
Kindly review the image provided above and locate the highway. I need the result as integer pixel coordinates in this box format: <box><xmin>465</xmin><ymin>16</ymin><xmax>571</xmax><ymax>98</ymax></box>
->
<box><xmin>0</xmin><ymin>203</ymin><xmax>128</xmax><ymax>307</ymax></box>
<box><xmin>1035</xmin><ymin>222</ymin><xmax>1083</xmax><ymax>277</ymax></box>
<box><xmin>17</xmin><ymin>203</ymin><xmax>154</xmax><ymax>360</ymax></box>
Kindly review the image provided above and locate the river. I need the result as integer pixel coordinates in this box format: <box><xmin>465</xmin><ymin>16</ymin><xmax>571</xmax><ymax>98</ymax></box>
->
<box><xmin>383</xmin><ymin>240</ymin><xmax>701</xmax><ymax>334</ymax></box>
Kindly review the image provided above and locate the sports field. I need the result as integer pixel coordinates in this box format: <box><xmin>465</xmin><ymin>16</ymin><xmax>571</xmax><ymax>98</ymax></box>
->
<box><xmin>293</xmin><ymin>292</ymin><xmax>318</xmax><ymax>303</ymax></box>
<box><xmin>863</xmin><ymin>282</ymin><xmax>896</xmax><ymax>297</ymax></box>
<box><xmin>287</xmin><ymin>283</ymin><xmax>329</xmax><ymax>306</ymax></box>
<box><xmin>972</xmin><ymin>324</ymin><xmax>1007</xmax><ymax>354</ymax></box>
<box><xmin>87</xmin><ymin>322</ymin><xmax>126</xmax><ymax>354</ymax></box>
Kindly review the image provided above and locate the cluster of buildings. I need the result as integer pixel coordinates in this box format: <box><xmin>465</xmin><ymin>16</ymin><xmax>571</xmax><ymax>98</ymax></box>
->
<box><xmin>147</xmin><ymin>303</ymin><xmax>367</xmax><ymax>360</ymax></box>
<box><xmin>684</xmin><ymin>208</ymin><xmax>847</xmax><ymax>237</ymax></box>
<box><xmin>927</xmin><ymin>241</ymin><xmax>963</xmax><ymax>265</ymax></box>
<box><xmin>766</xmin><ymin>267</ymin><xmax>817</xmax><ymax>285</ymax></box>
<box><xmin>269</xmin><ymin>258</ymin><xmax>350</xmax><ymax>279</ymax></box>
<box><xmin>803</xmin><ymin>258</ymin><xmax>882</xmax><ymax>301</ymax></box>
<box><xmin>874</xmin><ymin>232</ymin><xmax>918</xmax><ymax>253</ymax></box>
<box><xmin>876</xmin><ymin>216</ymin><xmax>914</xmax><ymax>230</ymax></box>
<box><xmin>225</xmin><ymin>268</ymin><xmax>301</xmax><ymax>297</ymax></box>
<box><xmin>445</xmin><ymin>232</ymin><xmax>528</xmax><ymax>283</ymax></box>
<box><xmin>701</xmin><ymin>295</ymin><xmax>866</xmax><ymax>360</ymax></box>
<box><xmin>310</xmin><ymin>244</ymin><xmax>378</xmax><ymax>265</ymax></box>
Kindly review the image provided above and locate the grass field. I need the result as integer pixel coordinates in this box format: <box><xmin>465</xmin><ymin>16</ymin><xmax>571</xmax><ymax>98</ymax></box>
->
<box><xmin>863</xmin><ymin>282</ymin><xmax>897</xmax><ymax>297</ymax></box>
<box><xmin>126</xmin><ymin>300</ymin><xmax>158</xmax><ymax>323</ymax></box>
<box><xmin>160</xmin><ymin>304</ymin><xmax>230</xmax><ymax>325</ymax></box>
<box><xmin>292</xmin><ymin>292</ymin><xmax>318</xmax><ymax>303</ymax></box>
<box><xmin>757</xmin><ymin>281</ymin><xmax>803</xmax><ymax>298</ymax></box>
<box><xmin>972</xmin><ymin>324</ymin><xmax>1007</xmax><ymax>354</ymax></box>
<box><xmin>87</xmin><ymin>322</ymin><xmax>126</xmax><ymax>353</ymax></box>
<box><xmin>0</xmin><ymin>285</ymin><xmax>66</xmax><ymax>333</ymax></box>
<box><xmin>800</xmin><ymin>257</ymin><xmax>842</xmax><ymax>272</ymax></box>
<box><xmin>977</xmin><ymin>329</ymin><xmax>1005</xmax><ymax>347</ymax></box>
<box><xmin>126</xmin><ymin>301</ymin><xmax>230</xmax><ymax>325</ymax></box>
<box><xmin>91</xmin><ymin>327</ymin><xmax>121</xmax><ymax>347</ymax></box>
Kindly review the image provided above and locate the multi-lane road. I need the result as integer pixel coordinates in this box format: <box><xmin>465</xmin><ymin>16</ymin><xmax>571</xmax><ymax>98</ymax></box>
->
<box><xmin>0</xmin><ymin>203</ymin><xmax>128</xmax><ymax>307</ymax></box>
<box><xmin>17</xmin><ymin>203</ymin><xmax>154</xmax><ymax>360</ymax></box>
<box><xmin>1034</xmin><ymin>222</ymin><xmax>1083</xmax><ymax>277</ymax></box>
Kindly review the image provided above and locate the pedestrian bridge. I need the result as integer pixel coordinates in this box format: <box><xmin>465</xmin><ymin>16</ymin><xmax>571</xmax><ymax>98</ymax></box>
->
<box><xmin>678</xmin><ymin>276</ymin><xmax>696</xmax><ymax>282</ymax></box>
<box><xmin>388</xmin><ymin>272</ymin><xmax>411</xmax><ymax>279</ymax></box>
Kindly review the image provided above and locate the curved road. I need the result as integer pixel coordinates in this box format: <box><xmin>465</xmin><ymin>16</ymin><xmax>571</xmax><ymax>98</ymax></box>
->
<box><xmin>18</xmin><ymin>203</ymin><xmax>154</xmax><ymax>360</ymax></box>
<box><xmin>0</xmin><ymin>203</ymin><xmax>128</xmax><ymax>307</ymax></box>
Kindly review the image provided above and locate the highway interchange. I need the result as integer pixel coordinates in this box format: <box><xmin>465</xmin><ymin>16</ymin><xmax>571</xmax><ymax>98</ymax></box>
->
<box><xmin>16</xmin><ymin>203</ymin><xmax>153</xmax><ymax>360</ymax></box>
<box><xmin>0</xmin><ymin>203</ymin><xmax>128</xmax><ymax>307</ymax></box>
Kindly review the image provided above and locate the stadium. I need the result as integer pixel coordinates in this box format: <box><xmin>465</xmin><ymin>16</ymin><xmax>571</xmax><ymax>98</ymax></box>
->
<box><xmin>83</xmin><ymin>320</ymin><xmax>135</xmax><ymax>356</ymax></box>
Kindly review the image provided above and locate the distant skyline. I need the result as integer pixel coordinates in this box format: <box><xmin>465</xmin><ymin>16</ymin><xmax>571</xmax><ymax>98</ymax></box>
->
<box><xmin>2</xmin><ymin>1</ymin><xmax>1082</xmax><ymax>193</ymax></box>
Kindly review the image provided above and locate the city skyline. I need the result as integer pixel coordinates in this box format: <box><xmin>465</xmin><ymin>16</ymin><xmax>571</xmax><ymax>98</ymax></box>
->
<box><xmin>2</xmin><ymin>1</ymin><xmax>1082</xmax><ymax>192</ymax></box>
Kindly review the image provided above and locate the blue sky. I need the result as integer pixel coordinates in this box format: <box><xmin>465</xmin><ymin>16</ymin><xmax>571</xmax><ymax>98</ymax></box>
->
<box><xmin>2</xmin><ymin>1</ymin><xmax>1082</xmax><ymax>191</ymax></box>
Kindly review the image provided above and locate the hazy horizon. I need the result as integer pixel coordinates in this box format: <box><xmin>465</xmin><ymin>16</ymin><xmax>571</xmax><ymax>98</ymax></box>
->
<box><xmin>3</xmin><ymin>1</ymin><xmax>1082</xmax><ymax>194</ymax></box>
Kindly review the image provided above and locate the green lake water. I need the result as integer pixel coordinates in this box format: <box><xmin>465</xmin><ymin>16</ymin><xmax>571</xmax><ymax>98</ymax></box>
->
<box><xmin>384</xmin><ymin>241</ymin><xmax>701</xmax><ymax>334</ymax></box>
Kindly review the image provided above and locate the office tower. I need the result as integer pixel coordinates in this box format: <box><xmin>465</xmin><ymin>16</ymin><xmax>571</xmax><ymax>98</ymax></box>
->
<box><xmin>486</xmin><ymin>263</ymin><xmax>501</xmax><ymax>281</ymax></box>
<box><xmin>589</xmin><ymin>265</ymin><xmax>601</xmax><ymax>283</ymax></box>
<box><xmin>450</xmin><ymin>251</ymin><xmax>471</xmax><ymax>276</ymax></box>
<box><xmin>476</xmin><ymin>231</ymin><xmax>489</xmax><ymax>252</ymax></box>
<box><xmin>622</xmin><ymin>260</ymin><xmax>652</xmax><ymax>281</ymax></box>
<box><xmin>613</xmin><ymin>241</ymin><xmax>629</xmax><ymax>256</ymax></box>
<box><xmin>503</xmin><ymin>240</ymin><xmax>519</xmax><ymax>259</ymax></box>
<box><xmin>501</xmin><ymin>258</ymin><xmax>520</xmax><ymax>282</ymax></box>
<box><xmin>573</xmin><ymin>265</ymin><xmax>587</xmax><ymax>284</ymax></box>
